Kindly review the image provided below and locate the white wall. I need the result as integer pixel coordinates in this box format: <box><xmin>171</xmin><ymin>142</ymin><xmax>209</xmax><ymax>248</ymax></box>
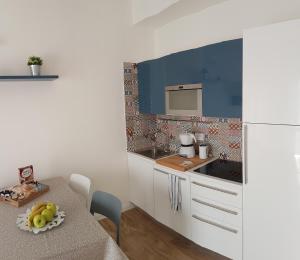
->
<box><xmin>155</xmin><ymin>0</ymin><xmax>300</xmax><ymax>57</ymax></box>
<box><xmin>0</xmin><ymin>0</ymin><xmax>153</xmax><ymax>207</ymax></box>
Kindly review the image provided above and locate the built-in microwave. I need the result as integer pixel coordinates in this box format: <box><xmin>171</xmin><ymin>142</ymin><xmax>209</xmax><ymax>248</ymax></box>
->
<box><xmin>165</xmin><ymin>83</ymin><xmax>202</xmax><ymax>116</ymax></box>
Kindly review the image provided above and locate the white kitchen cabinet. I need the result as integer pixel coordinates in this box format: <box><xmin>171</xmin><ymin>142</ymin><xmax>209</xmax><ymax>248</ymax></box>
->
<box><xmin>243</xmin><ymin>19</ymin><xmax>300</xmax><ymax>125</ymax></box>
<box><xmin>153</xmin><ymin>165</ymin><xmax>191</xmax><ymax>239</ymax></box>
<box><xmin>128</xmin><ymin>152</ymin><xmax>154</xmax><ymax>217</ymax></box>
<box><xmin>128</xmin><ymin>152</ymin><xmax>242</xmax><ymax>259</ymax></box>
<box><xmin>190</xmin><ymin>174</ymin><xmax>242</xmax><ymax>260</ymax></box>
<box><xmin>190</xmin><ymin>175</ymin><xmax>242</xmax><ymax>209</ymax></box>
<box><xmin>191</xmin><ymin>208</ymin><xmax>242</xmax><ymax>260</ymax></box>
<box><xmin>243</xmin><ymin>19</ymin><xmax>300</xmax><ymax>260</ymax></box>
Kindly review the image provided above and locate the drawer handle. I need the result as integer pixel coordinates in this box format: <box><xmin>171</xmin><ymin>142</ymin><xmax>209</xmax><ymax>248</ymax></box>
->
<box><xmin>191</xmin><ymin>181</ymin><xmax>238</xmax><ymax>196</ymax></box>
<box><xmin>192</xmin><ymin>214</ymin><xmax>238</xmax><ymax>234</ymax></box>
<box><xmin>192</xmin><ymin>198</ymin><xmax>238</xmax><ymax>215</ymax></box>
<box><xmin>154</xmin><ymin>168</ymin><xmax>186</xmax><ymax>181</ymax></box>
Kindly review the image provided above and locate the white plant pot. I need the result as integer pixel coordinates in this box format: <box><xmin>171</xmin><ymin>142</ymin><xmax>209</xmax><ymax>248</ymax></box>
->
<box><xmin>29</xmin><ymin>65</ymin><xmax>41</xmax><ymax>76</ymax></box>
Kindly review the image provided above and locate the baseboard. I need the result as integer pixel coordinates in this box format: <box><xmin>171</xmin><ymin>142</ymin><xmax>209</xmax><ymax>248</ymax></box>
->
<box><xmin>122</xmin><ymin>202</ymin><xmax>135</xmax><ymax>212</ymax></box>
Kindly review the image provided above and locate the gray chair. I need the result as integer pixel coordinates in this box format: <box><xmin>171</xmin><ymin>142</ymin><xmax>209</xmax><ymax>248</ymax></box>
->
<box><xmin>90</xmin><ymin>191</ymin><xmax>122</xmax><ymax>245</ymax></box>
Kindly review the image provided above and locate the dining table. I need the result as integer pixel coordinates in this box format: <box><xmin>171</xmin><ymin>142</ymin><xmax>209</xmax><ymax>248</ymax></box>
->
<box><xmin>0</xmin><ymin>177</ymin><xmax>128</xmax><ymax>260</ymax></box>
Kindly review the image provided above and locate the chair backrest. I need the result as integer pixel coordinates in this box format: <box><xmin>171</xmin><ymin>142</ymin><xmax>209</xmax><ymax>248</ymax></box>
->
<box><xmin>69</xmin><ymin>174</ymin><xmax>91</xmax><ymax>207</ymax></box>
<box><xmin>90</xmin><ymin>191</ymin><xmax>122</xmax><ymax>226</ymax></box>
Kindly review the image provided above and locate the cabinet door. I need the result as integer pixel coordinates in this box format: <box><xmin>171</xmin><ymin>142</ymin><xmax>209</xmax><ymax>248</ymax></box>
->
<box><xmin>244</xmin><ymin>124</ymin><xmax>300</xmax><ymax>260</ymax></box>
<box><xmin>128</xmin><ymin>153</ymin><xmax>154</xmax><ymax>217</ymax></box>
<box><xmin>137</xmin><ymin>61</ymin><xmax>151</xmax><ymax>114</ymax></box>
<box><xmin>137</xmin><ymin>59</ymin><xmax>165</xmax><ymax>115</ymax></box>
<box><xmin>202</xmin><ymin>39</ymin><xmax>242</xmax><ymax>118</ymax></box>
<box><xmin>243</xmin><ymin>19</ymin><xmax>300</xmax><ymax>124</ymax></box>
<box><xmin>149</xmin><ymin>59</ymin><xmax>165</xmax><ymax>114</ymax></box>
<box><xmin>153</xmin><ymin>168</ymin><xmax>171</xmax><ymax>227</ymax></box>
<box><xmin>153</xmin><ymin>168</ymin><xmax>190</xmax><ymax>238</ymax></box>
<box><xmin>164</xmin><ymin>48</ymin><xmax>204</xmax><ymax>86</ymax></box>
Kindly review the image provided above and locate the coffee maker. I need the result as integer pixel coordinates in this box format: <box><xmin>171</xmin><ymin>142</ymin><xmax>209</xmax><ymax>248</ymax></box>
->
<box><xmin>179</xmin><ymin>133</ymin><xmax>196</xmax><ymax>158</ymax></box>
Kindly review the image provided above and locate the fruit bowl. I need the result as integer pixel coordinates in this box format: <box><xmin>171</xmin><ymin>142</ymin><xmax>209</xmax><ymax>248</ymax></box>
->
<box><xmin>16</xmin><ymin>205</ymin><xmax>65</xmax><ymax>234</ymax></box>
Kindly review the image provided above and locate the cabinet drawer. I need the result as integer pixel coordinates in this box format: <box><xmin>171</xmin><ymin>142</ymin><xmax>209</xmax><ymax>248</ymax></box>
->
<box><xmin>191</xmin><ymin>208</ymin><xmax>242</xmax><ymax>260</ymax></box>
<box><xmin>191</xmin><ymin>176</ymin><xmax>242</xmax><ymax>208</ymax></box>
<box><xmin>191</xmin><ymin>196</ymin><xmax>242</xmax><ymax>228</ymax></box>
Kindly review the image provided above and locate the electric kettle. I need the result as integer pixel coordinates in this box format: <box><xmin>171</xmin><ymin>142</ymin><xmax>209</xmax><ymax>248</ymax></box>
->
<box><xmin>179</xmin><ymin>133</ymin><xmax>196</xmax><ymax>158</ymax></box>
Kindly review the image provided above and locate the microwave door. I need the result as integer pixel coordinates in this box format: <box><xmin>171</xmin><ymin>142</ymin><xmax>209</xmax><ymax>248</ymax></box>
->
<box><xmin>165</xmin><ymin>84</ymin><xmax>202</xmax><ymax>116</ymax></box>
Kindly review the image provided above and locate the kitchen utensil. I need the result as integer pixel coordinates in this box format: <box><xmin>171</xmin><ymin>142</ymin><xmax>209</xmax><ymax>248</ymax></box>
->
<box><xmin>179</xmin><ymin>133</ymin><xmax>196</xmax><ymax>158</ymax></box>
<box><xmin>199</xmin><ymin>144</ymin><xmax>208</xmax><ymax>159</ymax></box>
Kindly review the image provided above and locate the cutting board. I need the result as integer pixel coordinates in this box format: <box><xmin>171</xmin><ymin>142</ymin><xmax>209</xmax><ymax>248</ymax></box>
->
<box><xmin>156</xmin><ymin>155</ymin><xmax>210</xmax><ymax>172</ymax></box>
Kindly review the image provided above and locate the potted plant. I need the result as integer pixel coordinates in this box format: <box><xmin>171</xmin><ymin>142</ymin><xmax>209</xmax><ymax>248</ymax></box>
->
<box><xmin>27</xmin><ymin>56</ymin><xmax>43</xmax><ymax>76</ymax></box>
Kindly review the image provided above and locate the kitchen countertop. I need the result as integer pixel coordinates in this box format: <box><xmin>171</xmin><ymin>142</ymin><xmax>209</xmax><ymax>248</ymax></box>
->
<box><xmin>129</xmin><ymin>151</ymin><xmax>243</xmax><ymax>185</ymax></box>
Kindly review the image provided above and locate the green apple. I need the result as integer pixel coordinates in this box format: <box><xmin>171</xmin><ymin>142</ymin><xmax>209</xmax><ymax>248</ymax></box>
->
<box><xmin>46</xmin><ymin>202</ymin><xmax>56</xmax><ymax>216</ymax></box>
<box><xmin>41</xmin><ymin>208</ymin><xmax>54</xmax><ymax>222</ymax></box>
<box><xmin>33</xmin><ymin>214</ymin><xmax>46</xmax><ymax>228</ymax></box>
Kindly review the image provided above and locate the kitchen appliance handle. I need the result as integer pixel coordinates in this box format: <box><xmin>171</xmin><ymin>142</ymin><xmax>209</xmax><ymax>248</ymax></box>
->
<box><xmin>243</xmin><ymin>124</ymin><xmax>248</xmax><ymax>184</ymax></box>
<box><xmin>154</xmin><ymin>168</ymin><xmax>186</xmax><ymax>181</ymax></box>
<box><xmin>192</xmin><ymin>214</ymin><xmax>238</xmax><ymax>234</ymax></box>
<box><xmin>191</xmin><ymin>181</ymin><xmax>238</xmax><ymax>196</ymax></box>
<box><xmin>192</xmin><ymin>198</ymin><xmax>238</xmax><ymax>215</ymax></box>
<box><xmin>189</xmin><ymin>133</ymin><xmax>197</xmax><ymax>143</ymax></box>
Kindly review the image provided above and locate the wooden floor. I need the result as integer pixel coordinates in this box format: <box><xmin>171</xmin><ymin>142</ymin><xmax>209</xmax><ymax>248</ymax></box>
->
<box><xmin>100</xmin><ymin>208</ymin><xmax>228</xmax><ymax>260</ymax></box>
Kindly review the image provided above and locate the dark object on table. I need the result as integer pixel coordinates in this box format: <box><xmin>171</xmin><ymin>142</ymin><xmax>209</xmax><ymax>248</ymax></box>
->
<box><xmin>0</xmin><ymin>189</ymin><xmax>14</xmax><ymax>198</ymax></box>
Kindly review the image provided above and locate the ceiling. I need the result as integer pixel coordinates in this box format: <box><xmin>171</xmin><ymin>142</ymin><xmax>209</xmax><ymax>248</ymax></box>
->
<box><xmin>132</xmin><ymin>0</ymin><xmax>228</xmax><ymax>28</ymax></box>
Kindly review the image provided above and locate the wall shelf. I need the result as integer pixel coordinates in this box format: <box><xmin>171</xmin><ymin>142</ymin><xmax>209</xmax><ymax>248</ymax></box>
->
<box><xmin>0</xmin><ymin>75</ymin><xmax>59</xmax><ymax>81</ymax></box>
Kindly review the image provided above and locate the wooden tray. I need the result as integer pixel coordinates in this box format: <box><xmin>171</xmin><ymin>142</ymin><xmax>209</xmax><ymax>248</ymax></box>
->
<box><xmin>156</xmin><ymin>155</ymin><xmax>210</xmax><ymax>171</ymax></box>
<box><xmin>0</xmin><ymin>182</ymin><xmax>49</xmax><ymax>208</ymax></box>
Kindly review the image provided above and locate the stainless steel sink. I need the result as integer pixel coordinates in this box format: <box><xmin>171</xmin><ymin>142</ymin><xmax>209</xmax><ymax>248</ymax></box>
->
<box><xmin>135</xmin><ymin>147</ymin><xmax>174</xmax><ymax>160</ymax></box>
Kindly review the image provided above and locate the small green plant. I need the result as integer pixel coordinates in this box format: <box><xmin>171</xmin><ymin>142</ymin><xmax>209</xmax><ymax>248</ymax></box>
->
<box><xmin>27</xmin><ymin>56</ymin><xmax>43</xmax><ymax>66</ymax></box>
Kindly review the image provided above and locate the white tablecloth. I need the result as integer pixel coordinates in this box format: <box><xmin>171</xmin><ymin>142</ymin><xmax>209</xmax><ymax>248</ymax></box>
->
<box><xmin>0</xmin><ymin>177</ymin><xmax>128</xmax><ymax>260</ymax></box>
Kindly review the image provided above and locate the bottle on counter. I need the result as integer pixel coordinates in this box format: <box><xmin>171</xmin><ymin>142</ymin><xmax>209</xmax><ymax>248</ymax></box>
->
<box><xmin>196</xmin><ymin>133</ymin><xmax>210</xmax><ymax>160</ymax></box>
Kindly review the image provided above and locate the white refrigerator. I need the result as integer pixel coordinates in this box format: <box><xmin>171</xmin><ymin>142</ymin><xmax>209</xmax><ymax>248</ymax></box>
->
<box><xmin>243</xmin><ymin>19</ymin><xmax>300</xmax><ymax>259</ymax></box>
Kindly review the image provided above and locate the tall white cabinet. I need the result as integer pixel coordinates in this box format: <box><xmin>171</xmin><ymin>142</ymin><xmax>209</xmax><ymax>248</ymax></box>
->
<box><xmin>243</xmin><ymin>19</ymin><xmax>300</xmax><ymax>125</ymax></box>
<box><xmin>243</xmin><ymin>19</ymin><xmax>300</xmax><ymax>260</ymax></box>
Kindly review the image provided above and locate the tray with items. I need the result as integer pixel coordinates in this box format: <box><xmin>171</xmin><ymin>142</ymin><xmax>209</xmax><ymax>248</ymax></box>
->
<box><xmin>0</xmin><ymin>165</ymin><xmax>49</xmax><ymax>207</ymax></box>
<box><xmin>0</xmin><ymin>181</ymin><xmax>49</xmax><ymax>207</ymax></box>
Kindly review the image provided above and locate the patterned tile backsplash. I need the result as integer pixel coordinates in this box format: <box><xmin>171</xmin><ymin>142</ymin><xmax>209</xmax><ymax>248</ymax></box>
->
<box><xmin>124</xmin><ymin>62</ymin><xmax>242</xmax><ymax>162</ymax></box>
